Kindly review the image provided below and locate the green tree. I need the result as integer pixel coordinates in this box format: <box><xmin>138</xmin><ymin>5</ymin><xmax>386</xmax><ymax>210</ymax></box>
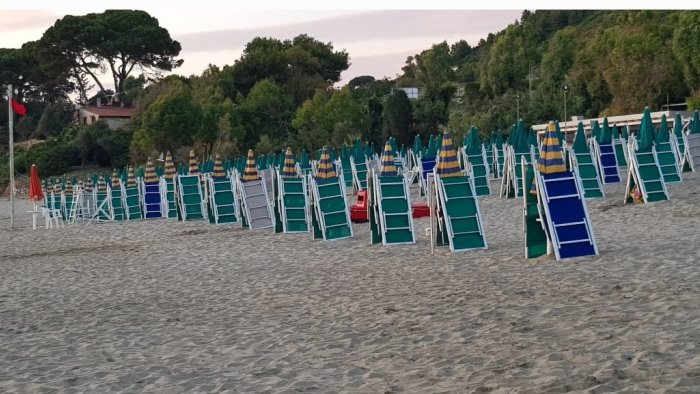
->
<box><xmin>37</xmin><ymin>10</ymin><xmax>182</xmax><ymax>99</ymax></box>
<box><xmin>240</xmin><ymin>78</ymin><xmax>294</xmax><ymax>149</ymax></box>
<box><xmin>381</xmin><ymin>89</ymin><xmax>413</xmax><ymax>147</ymax></box>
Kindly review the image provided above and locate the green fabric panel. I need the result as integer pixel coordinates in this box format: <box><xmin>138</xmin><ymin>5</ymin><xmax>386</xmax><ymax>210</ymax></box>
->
<box><xmin>125</xmin><ymin>187</ymin><xmax>142</xmax><ymax>220</ymax></box>
<box><xmin>110</xmin><ymin>189</ymin><xmax>125</xmax><ymax>220</ymax></box>
<box><xmin>179</xmin><ymin>176</ymin><xmax>204</xmax><ymax>220</ymax></box>
<box><xmin>165</xmin><ymin>181</ymin><xmax>178</xmax><ymax>219</ymax></box>
<box><xmin>440</xmin><ymin>176</ymin><xmax>485</xmax><ymax>250</ymax></box>
<box><xmin>656</xmin><ymin>143</ymin><xmax>681</xmax><ymax>183</ymax></box>
<box><xmin>286</xmin><ymin>221</ymin><xmax>308</xmax><ymax>232</ymax></box>
<box><xmin>326</xmin><ymin>225</ymin><xmax>352</xmax><ymax>240</ymax></box>
<box><xmin>283</xmin><ymin>180</ymin><xmax>304</xmax><ymax>194</ymax></box>
<box><xmin>614</xmin><ymin>141</ymin><xmax>628</xmax><ymax>167</ymax></box>
<box><xmin>315</xmin><ymin>178</ymin><xmax>350</xmax><ymax>239</ymax></box>
<box><xmin>385</xmin><ymin>229</ymin><xmax>413</xmax><ymax>243</ymax></box>
<box><xmin>382</xmin><ymin>198</ymin><xmax>408</xmax><ymax>214</ymax></box>
<box><xmin>452</xmin><ymin>234</ymin><xmax>485</xmax><ymax>249</ymax></box>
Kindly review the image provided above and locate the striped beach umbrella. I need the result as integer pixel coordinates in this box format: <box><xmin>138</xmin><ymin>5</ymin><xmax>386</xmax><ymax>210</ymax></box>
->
<box><xmin>53</xmin><ymin>180</ymin><xmax>62</xmax><ymax>194</ymax></box>
<box><xmin>98</xmin><ymin>176</ymin><xmax>107</xmax><ymax>192</ymax></box>
<box><xmin>65</xmin><ymin>179</ymin><xmax>74</xmax><ymax>195</ymax></box>
<box><xmin>282</xmin><ymin>147</ymin><xmax>298</xmax><ymax>177</ymax></box>
<box><xmin>212</xmin><ymin>154</ymin><xmax>226</xmax><ymax>178</ymax></box>
<box><xmin>188</xmin><ymin>150</ymin><xmax>200</xmax><ymax>175</ymax></box>
<box><xmin>127</xmin><ymin>167</ymin><xmax>137</xmax><ymax>188</ymax></box>
<box><xmin>111</xmin><ymin>170</ymin><xmax>121</xmax><ymax>189</ymax></box>
<box><xmin>315</xmin><ymin>146</ymin><xmax>336</xmax><ymax>180</ymax></box>
<box><xmin>144</xmin><ymin>158</ymin><xmax>158</xmax><ymax>184</ymax></box>
<box><xmin>85</xmin><ymin>177</ymin><xmax>94</xmax><ymax>192</ymax></box>
<box><xmin>530</xmin><ymin>122</ymin><xmax>565</xmax><ymax>195</ymax></box>
<box><xmin>242</xmin><ymin>149</ymin><xmax>260</xmax><ymax>182</ymax></box>
<box><xmin>379</xmin><ymin>141</ymin><xmax>398</xmax><ymax>177</ymax></box>
<box><xmin>537</xmin><ymin>122</ymin><xmax>566</xmax><ymax>174</ymax></box>
<box><xmin>436</xmin><ymin>131</ymin><xmax>461</xmax><ymax>177</ymax></box>
<box><xmin>164</xmin><ymin>151</ymin><xmax>176</xmax><ymax>180</ymax></box>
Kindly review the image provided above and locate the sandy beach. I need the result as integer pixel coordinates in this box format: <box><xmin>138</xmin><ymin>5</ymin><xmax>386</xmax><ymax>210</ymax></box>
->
<box><xmin>2</xmin><ymin>172</ymin><xmax>700</xmax><ymax>393</ymax></box>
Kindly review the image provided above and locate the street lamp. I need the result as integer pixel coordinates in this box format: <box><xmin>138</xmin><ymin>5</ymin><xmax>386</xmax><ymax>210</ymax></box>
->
<box><xmin>563</xmin><ymin>85</ymin><xmax>568</xmax><ymax>137</ymax></box>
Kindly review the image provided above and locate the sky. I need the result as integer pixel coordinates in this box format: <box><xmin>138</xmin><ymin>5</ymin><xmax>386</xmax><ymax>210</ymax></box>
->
<box><xmin>0</xmin><ymin>6</ymin><xmax>524</xmax><ymax>86</ymax></box>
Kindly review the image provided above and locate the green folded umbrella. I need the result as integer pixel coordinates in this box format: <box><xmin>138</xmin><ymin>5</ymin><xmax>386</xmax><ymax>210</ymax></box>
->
<box><xmin>637</xmin><ymin>107</ymin><xmax>655</xmax><ymax>151</ymax></box>
<box><xmin>465</xmin><ymin>127</ymin><xmax>482</xmax><ymax>155</ymax></box>
<box><xmin>656</xmin><ymin>114</ymin><xmax>670</xmax><ymax>144</ymax></box>
<box><xmin>600</xmin><ymin>118</ymin><xmax>612</xmax><ymax>144</ymax></box>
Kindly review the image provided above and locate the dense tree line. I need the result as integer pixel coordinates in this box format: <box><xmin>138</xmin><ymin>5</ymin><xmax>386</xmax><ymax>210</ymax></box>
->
<box><xmin>2</xmin><ymin>9</ymin><xmax>700</xmax><ymax>188</ymax></box>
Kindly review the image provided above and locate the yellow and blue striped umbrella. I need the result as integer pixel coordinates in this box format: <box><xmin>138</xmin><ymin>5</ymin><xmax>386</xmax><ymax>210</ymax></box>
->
<box><xmin>144</xmin><ymin>158</ymin><xmax>158</xmax><ymax>184</ymax></box>
<box><xmin>315</xmin><ymin>146</ymin><xmax>336</xmax><ymax>180</ymax></box>
<box><xmin>85</xmin><ymin>177</ymin><xmax>94</xmax><ymax>192</ymax></box>
<box><xmin>537</xmin><ymin>121</ymin><xmax>566</xmax><ymax>174</ymax></box>
<box><xmin>282</xmin><ymin>147</ymin><xmax>298</xmax><ymax>177</ymax></box>
<box><xmin>65</xmin><ymin>179</ymin><xmax>74</xmax><ymax>195</ymax></box>
<box><xmin>242</xmin><ymin>149</ymin><xmax>260</xmax><ymax>182</ymax></box>
<box><xmin>212</xmin><ymin>154</ymin><xmax>226</xmax><ymax>178</ymax></box>
<box><xmin>127</xmin><ymin>167</ymin><xmax>137</xmax><ymax>188</ymax></box>
<box><xmin>164</xmin><ymin>151</ymin><xmax>176</xmax><ymax>180</ymax></box>
<box><xmin>188</xmin><ymin>150</ymin><xmax>200</xmax><ymax>175</ymax></box>
<box><xmin>111</xmin><ymin>170</ymin><xmax>121</xmax><ymax>189</ymax></box>
<box><xmin>436</xmin><ymin>131</ymin><xmax>461</xmax><ymax>177</ymax></box>
<box><xmin>379</xmin><ymin>141</ymin><xmax>398</xmax><ymax>177</ymax></box>
<box><xmin>98</xmin><ymin>176</ymin><xmax>107</xmax><ymax>192</ymax></box>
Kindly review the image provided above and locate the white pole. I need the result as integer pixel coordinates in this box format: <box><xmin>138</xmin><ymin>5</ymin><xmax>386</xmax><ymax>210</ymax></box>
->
<box><xmin>8</xmin><ymin>85</ymin><xmax>15</xmax><ymax>229</ymax></box>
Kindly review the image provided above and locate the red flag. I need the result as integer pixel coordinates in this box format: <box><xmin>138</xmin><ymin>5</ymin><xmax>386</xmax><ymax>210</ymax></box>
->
<box><xmin>11</xmin><ymin>98</ymin><xmax>27</xmax><ymax>116</ymax></box>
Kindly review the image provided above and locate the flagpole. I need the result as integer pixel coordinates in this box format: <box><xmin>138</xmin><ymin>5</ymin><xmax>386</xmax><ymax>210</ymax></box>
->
<box><xmin>7</xmin><ymin>85</ymin><xmax>15</xmax><ymax>229</ymax></box>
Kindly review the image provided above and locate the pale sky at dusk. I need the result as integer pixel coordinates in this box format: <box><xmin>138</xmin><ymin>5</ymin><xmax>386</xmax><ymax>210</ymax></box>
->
<box><xmin>1</xmin><ymin>6</ymin><xmax>524</xmax><ymax>85</ymax></box>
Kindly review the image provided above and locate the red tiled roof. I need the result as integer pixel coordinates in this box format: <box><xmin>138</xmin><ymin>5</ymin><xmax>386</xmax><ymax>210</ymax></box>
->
<box><xmin>81</xmin><ymin>107</ymin><xmax>135</xmax><ymax>118</ymax></box>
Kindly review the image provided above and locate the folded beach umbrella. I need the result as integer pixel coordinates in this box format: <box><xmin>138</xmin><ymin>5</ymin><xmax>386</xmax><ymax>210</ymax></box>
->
<box><xmin>212</xmin><ymin>155</ymin><xmax>226</xmax><ymax>178</ymax></box>
<box><xmin>242</xmin><ymin>149</ymin><xmax>261</xmax><ymax>182</ymax></box>
<box><xmin>436</xmin><ymin>131</ymin><xmax>461</xmax><ymax>178</ymax></box>
<box><xmin>412</xmin><ymin>134</ymin><xmax>423</xmax><ymax>155</ymax></box>
<box><xmin>98</xmin><ymin>176</ymin><xmax>107</xmax><ymax>192</ymax></box>
<box><xmin>638</xmin><ymin>107</ymin><xmax>655</xmax><ymax>151</ymax></box>
<box><xmin>65</xmin><ymin>179</ymin><xmax>74</xmax><ymax>195</ymax></box>
<box><xmin>537</xmin><ymin>122</ymin><xmax>566</xmax><ymax>174</ymax></box>
<box><xmin>611</xmin><ymin>124</ymin><xmax>620</xmax><ymax>140</ymax></box>
<box><xmin>528</xmin><ymin>127</ymin><xmax>538</xmax><ymax>148</ymax></box>
<box><xmin>315</xmin><ymin>146</ymin><xmax>337</xmax><ymax>180</ymax></box>
<box><xmin>555</xmin><ymin>122</ymin><xmax>565</xmax><ymax>143</ymax></box>
<box><xmin>127</xmin><ymin>167</ymin><xmax>137</xmax><ymax>188</ymax></box>
<box><xmin>599</xmin><ymin>118</ymin><xmax>612</xmax><ymax>144</ymax></box>
<box><xmin>188</xmin><ymin>150</ymin><xmax>200</xmax><ymax>175</ymax></box>
<box><xmin>622</xmin><ymin>124</ymin><xmax>629</xmax><ymax>140</ymax></box>
<box><xmin>691</xmin><ymin>110</ymin><xmax>700</xmax><ymax>135</ymax></box>
<box><xmin>144</xmin><ymin>158</ymin><xmax>158</xmax><ymax>184</ymax></box>
<box><xmin>111</xmin><ymin>170</ymin><xmax>121</xmax><ymax>188</ymax></box>
<box><xmin>164</xmin><ymin>151</ymin><xmax>176</xmax><ymax>180</ymax></box>
<box><xmin>425</xmin><ymin>135</ymin><xmax>438</xmax><ymax>159</ymax></box>
<box><xmin>380</xmin><ymin>141</ymin><xmax>398</xmax><ymax>177</ymax></box>
<box><xmin>591</xmin><ymin>120</ymin><xmax>601</xmax><ymax>142</ymax></box>
<box><xmin>530</xmin><ymin>122</ymin><xmax>565</xmax><ymax>195</ymax></box>
<box><xmin>495</xmin><ymin>130</ymin><xmax>504</xmax><ymax>148</ymax></box>
<box><xmin>674</xmin><ymin>113</ymin><xmax>684</xmax><ymax>138</ymax></box>
<box><xmin>85</xmin><ymin>177</ymin><xmax>94</xmax><ymax>192</ymax></box>
<box><xmin>656</xmin><ymin>114</ymin><xmax>670</xmax><ymax>144</ymax></box>
<box><xmin>465</xmin><ymin>127</ymin><xmax>482</xmax><ymax>155</ymax></box>
<box><xmin>282</xmin><ymin>147</ymin><xmax>298</xmax><ymax>177</ymax></box>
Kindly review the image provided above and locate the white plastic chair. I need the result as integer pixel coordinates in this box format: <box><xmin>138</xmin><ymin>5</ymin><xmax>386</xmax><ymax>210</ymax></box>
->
<box><xmin>41</xmin><ymin>207</ymin><xmax>64</xmax><ymax>229</ymax></box>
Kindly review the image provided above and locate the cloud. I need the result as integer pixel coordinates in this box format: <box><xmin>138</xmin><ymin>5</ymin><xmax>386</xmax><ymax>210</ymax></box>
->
<box><xmin>0</xmin><ymin>10</ymin><xmax>58</xmax><ymax>33</ymax></box>
<box><xmin>175</xmin><ymin>10</ymin><xmax>522</xmax><ymax>54</ymax></box>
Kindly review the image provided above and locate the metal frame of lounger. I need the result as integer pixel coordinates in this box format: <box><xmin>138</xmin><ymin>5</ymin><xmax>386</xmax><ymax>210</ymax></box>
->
<box><xmin>624</xmin><ymin>138</ymin><xmax>669</xmax><ymax>204</ymax></box>
<box><xmin>682</xmin><ymin>133</ymin><xmax>700</xmax><ymax>172</ymax></box>
<box><xmin>461</xmin><ymin>145</ymin><xmax>492</xmax><ymax>196</ymax></box>
<box><xmin>309</xmin><ymin>174</ymin><xmax>353</xmax><ymax>241</ymax></box>
<box><xmin>207</xmin><ymin>173</ymin><xmax>240</xmax><ymax>226</ymax></box>
<box><xmin>276</xmin><ymin>169</ymin><xmax>310</xmax><ymax>233</ymax></box>
<box><xmin>176</xmin><ymin>174</ymin><xmax>207</xmax><ymax>221</ymax></box>
<box><xmin>238</xmin><ymin>175</ymin><xmax>275</xmax><ymax>230</ymax></box>
<box><xmin>371</xmin><ymin>170</ymin><xmax>416</xmax><ymax>246</ymax></box>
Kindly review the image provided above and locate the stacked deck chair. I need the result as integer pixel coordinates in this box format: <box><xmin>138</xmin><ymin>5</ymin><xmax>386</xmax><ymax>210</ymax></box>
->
<box><xmin>78</xmin><ymin>177</ymin><xmax>96</xmax><ymax>221</ymax></box>
<box><xmin>532</xmin><ymin>121</ymin><xmax>598</xmax><ymax>260</ymax></box>
<box><xmin>672</xmin><ymin>113</ymin><xmax>686</xmax><ymax>166</ymax></box>
<box><xmin>350</xmin><ymin>150</ymin><xmax>370</xmax><ymax>192</ymax></box>
<box><xmin>568</xmin><ymin>122</ymin><xmax>604</xmax><ymax>199</ymax></box>
<box><xmin>109</xmin><ymin>170</ymin><xmax>125</xmax><ymax>220</ymax></box>
<box><xmin>161</xmin><ymin>152</ymin><xmax>179</xmax><ymax>219</ymax></box>
<box><xmin>177</xmin><ymin>151</ymin><xmax>207</xmax><ymax>220</ymax></box>
<box><xmin>523</xmin><ymin>156</ymin><xmax>549</xmax><ymax>259</ymax></box>
<box><xmin>625</xmin><ymin>107</ymin><xmax>669</xmax><ymax>204</ymax></box>
<box><xmin>611</xmin><ymin>124</ymin><xmax>628</xmax><ymax>168</ymax></box>
<box><xmin>493</xmin><ymin>130</ymin><xmax>506</xmax><ymax>178</ymax></box>
<box><xmin>239</xmin><ymin>149</ymin><xmax>274</xmax><ymax>230</ymax></box>
<box><xmin>654</xmin><ymin>114</ymin><xmax>682</xmax><ymax>183</ymax></box>
<box><xmin>141</xmin><ymin>158</ymin><xmax>164</xmax><ymax>219</ymax></box>
<box><xmin>92</xmin><ymin>176</ymin><xmax>112</xmax><ymax>222</ymax></box>
<box><xmin>592</xmin><ymin>118</ymin><xmax>621</xmax><ymax>184</ymax></box>
<box><xmin>339</xmin><ymin>145</ymin><xmax>355</xmax><ymax>192</ymax></box>
<box><xmin>409</xmin><ymin>134</ymin><xmax>423</xmax><ymax>179</ymax></box>
<box><xmin>123</xmin><ymin>167</ymin><xmax>143</xmax><ymax>220</ymax></box>
<box><xmin>275</xmin><ymin>148</ymin><xmax>310</xmax><ymax>233</ymax></box>
<box><xmin>49</xmin><ymin>181</ymin><xmax>63</xmax><ymax>218</ymax></box>
<box><xmin>298</xmin><ymin>150</ymin><xmax>313</xmax><ymax>176</ymax></box>
<box><xmin>63</xmin><ymin>179</ymin><xmax>78</xmax><ymax>223</ymax></box>
<box><xmin>500</xmin><ymin>121</ymin><xmax>531</xmax><ymax>199</ymax></box>
<box><xmin>433</xmin><ymin>131</ymin><xmax>487</xmax><ymax>252</ymax></box>
<box><xmin>485</xmin><ymin>133</ymin><xmax>495</xmax><ymax>178</ymax></box>
<box><xmin>682</xmin><ymin>110</ymin><xmax>700</xmax><ymax>172</ymax></box>
<box><xmin>462</xmin><ymin>127</ymin><xmax>491</xmax><ymax>196</ymax></box>
<box><xmin>528</xmin><ymin>127</ymin><xmax>540</xmax><ymax>160</ymax></box>
<box><xmin>370</xmin><ymin>141</ymin><xmax>415</xmax><ymax>246</ymax></box>
<box><xmin>208</xmin><ymin>155</ymin><xmax>239</xmax><ymax>225</ymax></box>
<box><xmin>310</xmin><ymin>146</ymin><xmax>353</xmax><ymax>241</ymax></box>
<box><xmin>418</xmin><ymin>136</ymin><xmax>438</xmax><ymax>196</ymax></box>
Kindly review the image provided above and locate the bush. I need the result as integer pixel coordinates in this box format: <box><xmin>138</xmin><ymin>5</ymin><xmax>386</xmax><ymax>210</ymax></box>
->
<box><xmin>18</xmin><ymin>140</ymin><xmax>80</xmax><ymax>177</ymax></box>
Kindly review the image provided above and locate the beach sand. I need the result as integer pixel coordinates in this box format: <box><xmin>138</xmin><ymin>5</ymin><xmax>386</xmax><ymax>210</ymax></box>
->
<box><xmin>1</xmin><ymin>171</ymin><xmax>700</xmax><ymax>392</ymax></box>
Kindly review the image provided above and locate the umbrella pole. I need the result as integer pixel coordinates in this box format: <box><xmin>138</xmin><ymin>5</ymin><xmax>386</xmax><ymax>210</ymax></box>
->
<box><xmin>7</xmin><ymin>85</ymin><xmax>15</xmax><ymax>230</ymax></box>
